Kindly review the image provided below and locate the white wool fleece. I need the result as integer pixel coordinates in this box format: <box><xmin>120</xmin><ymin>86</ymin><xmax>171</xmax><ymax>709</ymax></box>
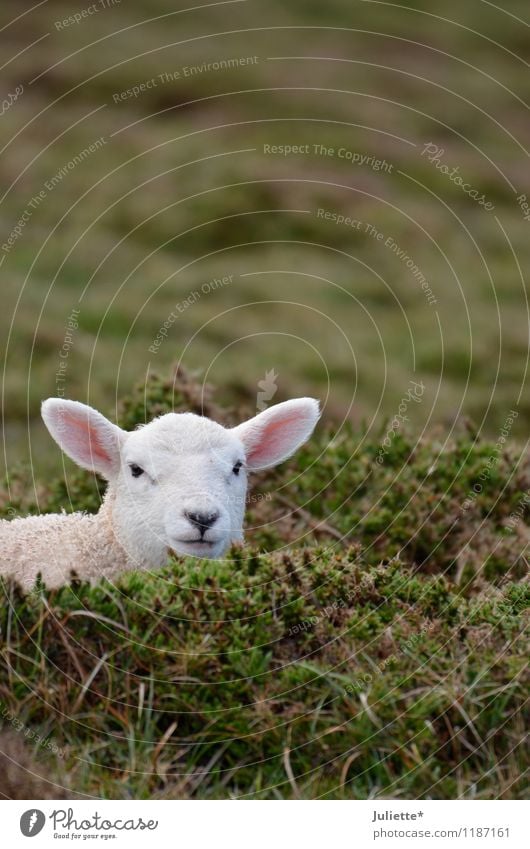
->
<box><xmin>0</xmin><ymin>397</ymin><xmax>320</xmax><ymax>591</ymax></box>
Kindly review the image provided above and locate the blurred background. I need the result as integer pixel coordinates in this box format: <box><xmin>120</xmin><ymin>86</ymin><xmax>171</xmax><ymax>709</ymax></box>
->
<box><xmin>1</xmin><ymin>0</ymin><xmax>529</xmax><ymax>477</ymax></box>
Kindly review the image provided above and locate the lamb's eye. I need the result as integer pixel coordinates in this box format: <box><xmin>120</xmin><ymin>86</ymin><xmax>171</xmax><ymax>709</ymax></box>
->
<box><xmin>232</xmin><ymin>460</ymin><xmax>243</xmax><ymax>476</ymax></box>
<box><xmin>130</xmin><ymin>464</ymin><xmax>144</xmax><ymax>478</ymax></box>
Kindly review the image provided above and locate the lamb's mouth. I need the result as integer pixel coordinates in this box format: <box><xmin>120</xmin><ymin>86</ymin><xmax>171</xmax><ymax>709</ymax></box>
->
<box><xmin>168</xmin><ymin>537</ymin><xmax>226</xmax><ymax>558</ymax></box>
<box><xmin>175</xmin><ymin>538</ymin><xmax>216</xmax><ymax>545</ymax></box>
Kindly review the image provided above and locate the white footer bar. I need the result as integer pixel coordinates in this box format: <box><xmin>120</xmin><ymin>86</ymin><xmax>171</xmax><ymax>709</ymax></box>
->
<box><xmin>4</xmin><ymin>799</ymin><xmax>528</xmax><ymax>848</ymax></box>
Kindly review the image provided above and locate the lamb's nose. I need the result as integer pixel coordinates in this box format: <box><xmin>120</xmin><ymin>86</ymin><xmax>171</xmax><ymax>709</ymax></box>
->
<box><xmin>185</xmin><ymin>510</ymin><xmax>220</xmax><ymax>534</ymax></box>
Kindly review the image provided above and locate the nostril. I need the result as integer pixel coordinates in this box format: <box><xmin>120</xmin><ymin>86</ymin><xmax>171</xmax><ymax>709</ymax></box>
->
<box><xmin>185</xmin><ymin>510</ymin><xmax>220</xmax><ymax>533</ymax></box>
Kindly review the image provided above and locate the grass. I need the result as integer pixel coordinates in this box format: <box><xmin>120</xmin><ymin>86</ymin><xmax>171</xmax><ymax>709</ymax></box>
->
<box><xmin>0</xmin><ymin>370</ymin><xmax>528</xmax><ymax>799</ymax></box>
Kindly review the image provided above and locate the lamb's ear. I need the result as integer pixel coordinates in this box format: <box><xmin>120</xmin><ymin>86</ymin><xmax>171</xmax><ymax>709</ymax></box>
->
<box><xmin>232</xmin><ymin>398</ymin><xmax>320</xmax><ymax>471</ymax></box>
<box><xmin>41</xmin><ymin>399</ymin><xmax>125</xmax><ymax>478</ymax></box>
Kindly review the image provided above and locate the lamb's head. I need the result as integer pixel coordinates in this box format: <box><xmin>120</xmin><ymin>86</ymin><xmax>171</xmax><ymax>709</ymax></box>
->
<box><xmin>41</xmin><ymin>396</ymin><xmax>320</xmax><ymax>567</ymax></box>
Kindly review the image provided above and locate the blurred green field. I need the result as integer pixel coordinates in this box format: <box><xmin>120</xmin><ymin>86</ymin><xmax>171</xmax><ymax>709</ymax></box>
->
<box><xmin>1</xmin><ymin>0</ymin><xmax>530</xmax><ymax>480</ymax></box>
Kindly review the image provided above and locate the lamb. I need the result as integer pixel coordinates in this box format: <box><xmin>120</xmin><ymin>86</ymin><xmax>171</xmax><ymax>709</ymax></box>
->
<box><xmin>0</xmin><ymin>396</ymin><xmax>320</xmax><ymax>591</ymax></box>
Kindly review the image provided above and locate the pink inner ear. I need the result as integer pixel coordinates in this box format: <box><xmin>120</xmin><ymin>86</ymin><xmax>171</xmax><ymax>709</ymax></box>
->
<box><xmin>63</xmin><ymin>412</ymin><xmax>111</xmax><ymax>464</ymax></box>
<box><xmin>246</xmin><ymin>412</ymin><xmax>301</xmax><ymax>465</ymax></box>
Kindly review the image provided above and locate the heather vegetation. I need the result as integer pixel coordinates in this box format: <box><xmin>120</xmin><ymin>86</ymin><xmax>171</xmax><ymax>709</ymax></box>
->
<box><xmin>0</xmin><ymin>372</ymin><xmax>528</xmax><ymax>799</ymax></box>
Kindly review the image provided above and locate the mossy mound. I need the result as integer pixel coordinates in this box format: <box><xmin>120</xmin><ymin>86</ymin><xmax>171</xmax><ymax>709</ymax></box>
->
<box><xmin>1</xmin><ymin>369</ymin><xmax>528</xmax><ymax>798</ymax></box>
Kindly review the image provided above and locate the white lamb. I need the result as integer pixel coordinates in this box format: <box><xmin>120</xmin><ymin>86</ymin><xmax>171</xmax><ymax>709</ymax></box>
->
<box><xmin>0</xmin><ymin>397</ymin><xmax>320</xmax><ymax>591</ymax></box>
